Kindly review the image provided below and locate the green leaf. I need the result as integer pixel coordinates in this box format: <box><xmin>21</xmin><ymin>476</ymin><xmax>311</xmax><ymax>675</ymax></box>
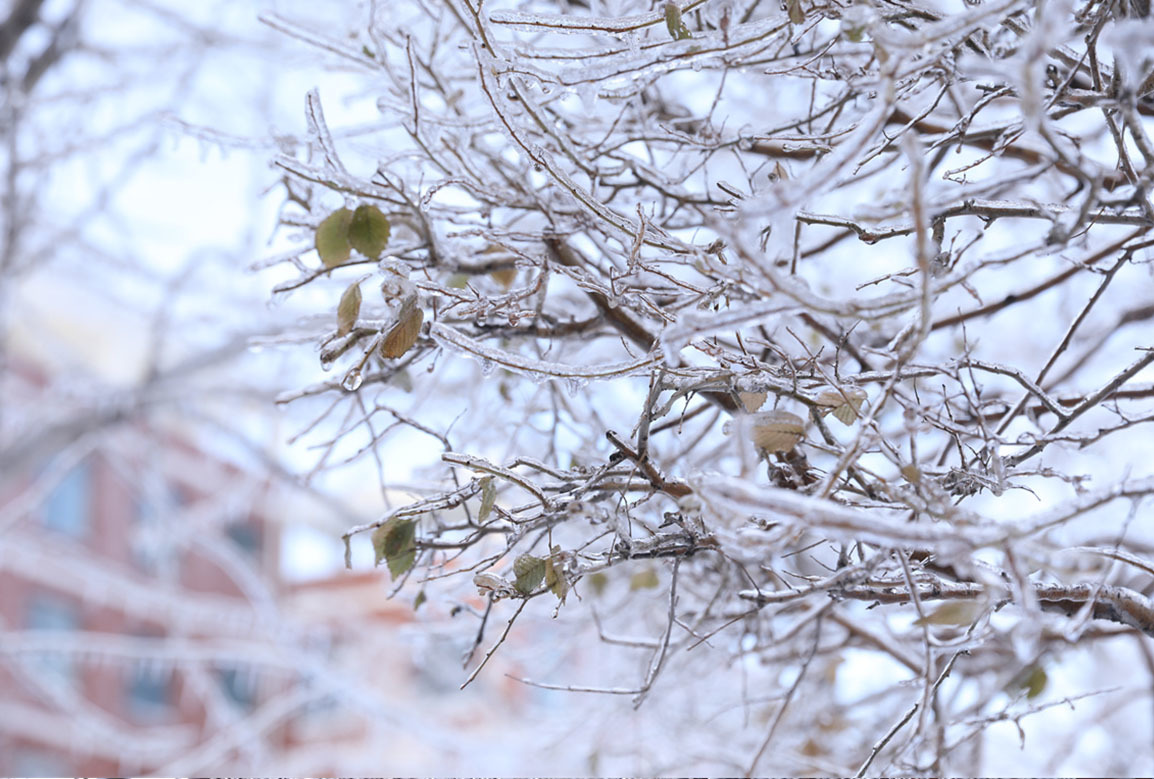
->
<box><xmin>513</xmin><ymin>553</ymin><xmax>547</xmax><ymax>595</ymax></box>
<box><xmin>371</xmin><ymin>517</ymin><xmax>417</xmax><ymax>580</ymax></box>
<box><xmin>587</xmin><ymin>571</ymin><xmax>608</xmax><ymax>596</ymax></box>
<box><xmin>348</xmin><ymin>204</ymin><xmax>391</xmax><ymax>259</ymax></box>
<box><xmin>337</xmin><ymin>282</ymin><xmax>362</xmax><ymax>336</ymax></box>
<box><xmin>316</xmin><ymin>208</ymin><xmax>352</xmax><ymax>268</ymax></box>
<box><xmin>447</xmin><ymin>272</ymin><xmax>470</xmax><ymax>289</ymax></box>
<box><xmin>545</xmin><ymin>546</ymin><xmax>568</xmax><ymax>602</ymax></box>
<box><xmin>1007</xmin><ymin>663</ymin><xmax>1048</xmax><ymax>699</ymax></box>
<box><xmin>630</xmin><ymin>567</ymin><xmax>659</xmax><ymax>590</ymax></box>
<box><xmin>477</xmin><ymin>476</ymin><xmax>496</xmax><ymax>523</ymax></box>
<box><xmin>663</xmin><ymin>2</ymin><xmax>691</xmax><ymax>40</ymax></box>
<box><xmin>413</xmin><ymin>589</ymin><xmax>427</xmax><ymax>611</ymax></box>
<box><xmin>1022</xmin><ymin>665</ymin><xmax>1047</xmax><ymax>699</ymax></box>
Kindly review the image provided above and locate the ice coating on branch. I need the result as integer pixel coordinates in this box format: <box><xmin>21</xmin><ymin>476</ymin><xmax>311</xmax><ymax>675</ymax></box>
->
<box><xmin>429</xmin><ymin>321</ymin><xmax>657</xmax><ymax>382</ymax></box>
<box><xmin>695</xmin><ymin>475</ymin><xmax>1000</xmax><ymax>550</ymax></box>
<box><xmin>1103</xmin><ymin>18</ymin><xmax>1154</xmax><ymax>94</ymax></box>
<box><xmin>488</xmin><ymin>7</ymin><xmax>662</xmax><ymax>33</ymax></box>
<box><xmin>659</xmin><ymin>299</ymin><xmax>798</xmax><ymax>364</ymax></box>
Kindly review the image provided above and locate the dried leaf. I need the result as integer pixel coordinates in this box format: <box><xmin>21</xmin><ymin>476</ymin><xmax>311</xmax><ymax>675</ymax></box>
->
<box><xmin>447</xmin><ymin>272</ymin><xmax>470</xmax><ymax>289</ymax></box>
<box><xmin>787</xmin><ymin>0</ymin><xmax>805</xmax><ymax>24</ymax></box>
<box><xmin>749</xmin><ymin>410</ymin><xmax>805</xmax><ymax>453</ymax></box>
<box><xmin>815</xmin><ymin>387</ymin><xmax>867</xmax><ymax>425</ymax></box>
<box><xmin>587</xmin><ymin>571</ymin><xmax>609</xmax><ymax>596</ymax></box>
<box><xmin>337</xmin><ymin>282</ymin><xmax>362</xmax><ymax>336</ymax></box>
<box><xmin>347</xmin><ymin>204</ymin><xmax>391</xmax><ymax>259</ymax></box>
<box><xmin>663</xmin><ymin>1</ymin><xmax>691</xmax><ymax>40</ymax></box>
<box><xmin>490</xmin><ymin>267</ymin><xmax>517</xmax><ymax>288</ymax></box>
<box><xmin>513</xmin><ymin>553</ymin><xmax>547</xmax><ymax>595</ymax></box>
<box><xmin>477</xmin><ymin>476</ymin><xmax>496</xmax><ymax>523</ymax></box>
<box><xmin>315</xmin><ymin>208</ymin><xmax>352</xmax><ymax>268</ymax></box>
<box><xmin>381</xmin><ymin>302</ymin><xmax>423</xmax><ymax>359</ymax></box>
<box><xmin>900</xmin><ymin>464</ymin><xmax>922</xmax><ymax>484</ymax></box>
<box><xmin>474</xmin><ymin>572</ymin><xmax>516</xmax><ymax>600</ymax></box>
<box><xmin>630</xmin><ymin>567</ymin><xmax>659</xmax><ymax>590</ymax></box>
<box><xmin>739</xmin><ymin>391</ymin><xmax>767</xmax><ymax>412</ymax></box>
<box><xmin>545</xmin><ymin>547</ymin><xmax>568</xmax><ymax>602</ymax></box>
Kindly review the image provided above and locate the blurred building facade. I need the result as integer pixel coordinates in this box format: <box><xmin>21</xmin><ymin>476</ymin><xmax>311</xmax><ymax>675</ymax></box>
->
<box><xmin>0</xmin><ymin>420</ymin><xmax>279</xmax><ymax>776</ymax></box>
<box><xmin>0</xmin><ymin>353</ymin><xmax>583</xmax><ymax>775</ymax></box>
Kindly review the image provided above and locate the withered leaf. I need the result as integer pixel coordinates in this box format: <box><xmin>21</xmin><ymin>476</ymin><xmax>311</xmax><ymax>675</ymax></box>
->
<box><xmin>380</xmin><ymin>303</ymin><xmax>423</xmax><ymax>359</ymax></box>
<box><xmin>739</xmin><ymin>391</ymin><xmax>767</xmax><ymax>412</ymax></box>
<box><xmin>815</xmin><ymin>387</ymin><xmax>868</xmax><ymax>425</ymax></box>
<box><xmin>750</xmin><ymin>410</ymin><xmax>805</xmax><ymax>453</ymax></box>
<box><xmin>337</xmin><ymin>282</ymin><xmax>362</xmax><ymax>336</ymax></box>
<box><xmin>490</xmin><ymin>267</ymin><xmax>517</xmax><ymax>289</ymax></box>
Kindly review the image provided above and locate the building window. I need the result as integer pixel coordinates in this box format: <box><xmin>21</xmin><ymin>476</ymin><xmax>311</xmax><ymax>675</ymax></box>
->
<box><xmin>9</xmin><ymin>747</ymin><xmax>66</xmax><ymax>777</ymax></box>
<box><xmin>132</xmin><ymin>485</ymin><xmax>180</xmax><ymax>575</ymax></box>
<box><xmin>225</xmin><ymin>520</ymin><xmax>261</xmax><ymax>558</ymax></box>
<box><xmin>217</xmin><ymin>665</ymin><xmax>257</xmax><ymax>709</ymax></box>
<box><xmin>126</xmin><ymin>659</ymin><xmax>173</xmax><ymax>721</ymax></box>
<box><xmin>24</xmin><ymin>594</ymin><xmax>80</xmax><ymax>682</ymax></box>
<box><xmin>40</xmin><ymin>461</ymin><xmax>91</xmax><ymax>537</ymax></box>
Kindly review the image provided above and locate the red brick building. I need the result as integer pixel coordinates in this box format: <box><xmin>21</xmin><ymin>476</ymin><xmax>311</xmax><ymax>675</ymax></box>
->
<box><xmin>0</xmin><ymin>427</ymin><xmax>279</xmax><ymax>775</ymax></box>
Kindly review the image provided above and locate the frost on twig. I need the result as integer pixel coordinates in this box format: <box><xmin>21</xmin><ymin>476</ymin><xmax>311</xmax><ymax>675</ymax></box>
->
<box><xmin>264</xmin><ymin>0</ymin><xmax>1154</xmax><ymax>772</ymax></box>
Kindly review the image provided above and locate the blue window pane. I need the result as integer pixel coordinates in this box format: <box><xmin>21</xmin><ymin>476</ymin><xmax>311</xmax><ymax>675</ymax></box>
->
<box><xmin>24</xmin><ymin>594</ymin><xmax>79</xmax><ymax>682</ymax></box>
<box><xmin>132</xmin><ymin>486</ymin><xmax>179</xmax><ymax>574</ymax></box>
<box><xmin>218</xmin><ymin>665</ymin><xmax>257</xmax><ymax>708</ymax></box>
<box><xmin>41</xmin><ymin>462</ymin><xmax>91</xmax><ymax>537</ymax></box>
<box><xmin>225</xmin><ymin>521</ymin><xmax>261</xmax><ymax>557</ymax></box>
<box><xmin>127</xmin><ymin>660</ymin><xmax>172</xmax><ymax>720</ymax></box>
